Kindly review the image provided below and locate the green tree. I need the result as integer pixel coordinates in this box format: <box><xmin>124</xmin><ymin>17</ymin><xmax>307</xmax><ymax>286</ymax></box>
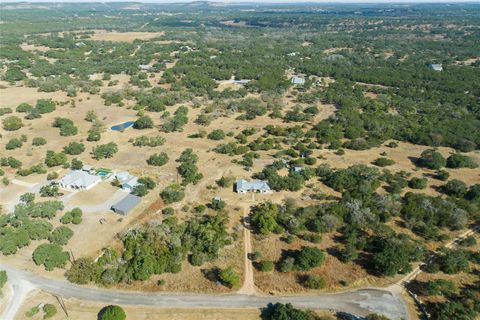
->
<box><xmin>160</xmin><ymin>184</ymin><xmax>185</xmax><ymax>204</ymax></box>
<box><xmin>92</xmin><ymin>142</ymin><xmax>118</xmax><ymax>160</ymax></box>
<box><xmin>44</xmin><ymin>150</ymin><xmax>67</xmax><ymax>167</ymax></box>
<box><xmin>250</xmin><ymin>202</ymin><xmax>279</xmax><ymax>235</ymax></box>
<box><xmin>418</xmin><ymin>149</ymin><xmax>446</xmax><ymax>170</ymax></box>
<box><xmin>446</xmin><ymin>154</ymin><xmax>478</xmax><ymax>169</ymax></box>
<box><xmin>146</xmin><ymin>153</ymin><xmax>169</xmax><ymax>166</ymax></box>
<box><xmin>133</xmin><ymin>115</ymin><xmax>154</xmax><ymax>129</ymax></box>
<box><xmin>302</xmin><ymin>274</ymin><xmax>326</xmax><ymax>289</ymax></box>
<box><xmin>32</xmin><ymin>243</ymin><xmax>69</xmax><ymax>271</ymax></box>
<box><xmin>49</xmin><ymin>226</ymin><xmax>74</xmax><ymax>245</ymax></box>
<box><xmin>32</xmin><ymin>137</ymin><xmax>47</xmax><ymax>146</ymax></box>
<box><xmin>261</xmin><ymin>303</ymin><xmax>313</xmax><ymax>320</ymax></box>
<box><xmin>98</xmin><ymin>305</ymin><xmax>126</xmax><ymax>320</ymax></box>
<box><xmin>63</xmin><ymin>142</ymin><xmax>85</xmax><ymax>155</ymax></box>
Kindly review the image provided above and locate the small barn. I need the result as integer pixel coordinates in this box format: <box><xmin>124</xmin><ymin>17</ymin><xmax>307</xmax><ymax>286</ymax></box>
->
<box><xmin>111</xmin><ymin>194</ymin><xmax>141</xmax><ymax>215</ymax></box>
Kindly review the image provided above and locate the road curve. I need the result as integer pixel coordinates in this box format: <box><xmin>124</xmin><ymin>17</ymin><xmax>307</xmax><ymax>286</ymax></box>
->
<box><xmin>0</xmin><ymin>264</ymin><xmax>408</xmax><ymax>320</ymax></box>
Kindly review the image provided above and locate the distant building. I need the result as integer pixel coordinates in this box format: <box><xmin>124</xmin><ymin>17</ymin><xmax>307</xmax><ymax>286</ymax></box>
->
<box><xmin>429</xmin><ymin>64</ymin><xmax>443</xmax><ymax>71</ymax></box>
<box><xmin>235</xmin><ymin>179</ymin><xmax>272</xmax><ymax>194</ymax></box>
<box><xmin>138</xmin><ymin>64</ymin><xmax>152</xmax><ymax>71</ymax></box>
<box><xmin>287</xmin><ymin>52</ymin><xmax>298</xmax><ymax>57</ymax></box>
<box><xmin>58</xmin><ymin>170</ymin><xmax>101</xmax><ymax>191</ymax></box>
<box><xmin>82</xmin><ymin>165</ymin><xmax>93</xmax><ymax>173</ymax></box>
<box><xmin>111</xmin><ymin>194</ymin><xmax>141</xmax><ymax>215</ymax></box>
<box><xmin>291</xmin><ymin>76</ymin><xmax>305</xmax><ymax>86</ymax></box>
<box><xmin>290</xmin><ymin>166</ymin><xmax>304</xmax><ymax>173</ymax></box>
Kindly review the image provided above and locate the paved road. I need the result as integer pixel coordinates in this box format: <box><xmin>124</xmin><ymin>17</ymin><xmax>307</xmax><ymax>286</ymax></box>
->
<box><xmin>0</xmin><ymin>264</ymin><xmax>408</xmax><ymax>320</ymax></box>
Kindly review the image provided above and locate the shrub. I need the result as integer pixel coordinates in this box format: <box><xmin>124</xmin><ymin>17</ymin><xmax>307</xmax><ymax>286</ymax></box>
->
<box><xmin>49</xmin><ymin>226</ymin><xmax>74</xmax><ymax>245</ymax></box>
<box><xmin>35</xmin><ymin>99</ymin><xmax>56</xmax><ymax>114</ymax></box>
<box><xmin>63</xmin><ymin>142</ymin><xmax>85</xmax><ymax>155</ymax></box>
<box><xmin>418</xmin><ymin>149</ymin><xmax>446</xmax><ymax>170</ymax></box>
<box><xmin>16</xmin><ymin>103</ymin><xmax>33</xmax><ymax>113</ymax></box>
<box><xmin>146</xmin><ymin>152</ymin><xmax>169</xmax><ymax>166</ymax></box>
<box><xmin>0</xmin><ymin>107</ymin><xmax>12</xmax><ymax>116</ymax></box>
<box><xmin>261</xmin><ymin>303</ymin><xmax>314</xmax><ymax>320</ymax></box>
<box><xmin>53</xmin><ymin>117</ymin><xmax>78</xmax><ymax>136</ymax></box>
<box><xmin>47</xmin><ymin>172</ymin><xmax>59</xmax><ymax>180</ymax></box>
<box><xmin>434</xmin><ymin>170</ymin><xmax>450</xmax><ymax>181</ymax></box>
<box><xmin>39</xmin><ymin>185</ymin><xmax>60</xmax><ymax>197</ymax></box>
<box><xmin>446</xmin><ymin>154</ymin><xmax>478</xmax><ymax>169</ymax></box>
<box><xmin>32</xmin><ymin>137</ymin><xmax>47</xmax><ymax>146</ymax></box>
<box><xmin>160</xmin><ymin>184</ymin><xmax>185</xmax><ymax>204</ymax></box>
<box><xmin>43</xmin><ymin>304</ymin><xmax>57</xmax><ymax>319</ymax></box>
<box><xmin>408</xmin><ymin>177</ymin><xmax>428</xmax><ymax>189</ymax></box>
<box><xmin>2</xmin><ymin>116</ymin><xmax>23</xmax><ymax>131</ymax></box>
<box><xmin>98</xmin><ymin>305</ymin><xmax>126</xmax><ymax>320</ymax></box>
<box><xmin>258</xmin><ymin>260</ymin><xmax>274</xmax><ymax>272</ymax></box>
<box><xmin>302</xmin><ymin>274</ymin><xmax>326</xmax><ymax>289</ymax></box>
<box><xmin>45</xmin><ymin>150</ymin><xmax>67</xmax><ymax>167</ymax></box>
<box><xmin>0</xmin><ymin>270</ymin><xmax>7</xmax><ymax>293</ymax></box>
<box><xmin>6</xmin><ymin>138</ymin><xmax>22</xmax><ymax>150</ymax></box>
<box><xmin>92</xmin><ymin>142</ymin><xmax>118</xmax><ymax>160</ymax></box>
<box><xmin>133</xmin><ymin>115</ymin><xmax>154</xmax><ymax>129</ymax></box>
<box><xmin>61</xmin><ymin>208</ymin><xmax>83</xmax><ymax>224</ymax></box>
<box><xmin>218</xmin><ymin>266</ymin><xmax>241</xmax><ymax>289</ymax></box>
<box><xmin>208</xmin><ymin>129</ymin><xmax>226</xmax><ymax>140</ymax></box>
<box><xmin>87</xmin><ymin>130</ymin><xmax>101</xmax><ymax>141</ymax></box>
<box><xmin>373</xmin><ymin>157</ymin><xmax>395</xmax><ymax>167</ymax></box>
<box><xmin>442</xmin><ymin>179</ymin><xmax>468</xmax><ymax>197</ymax></box>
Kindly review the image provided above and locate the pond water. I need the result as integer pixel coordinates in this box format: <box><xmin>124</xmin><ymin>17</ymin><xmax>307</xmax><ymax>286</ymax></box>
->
<box><xmin>111</xmin><ymin>121</ymin><xmax>135</xmax><ymax>131</ymax></box>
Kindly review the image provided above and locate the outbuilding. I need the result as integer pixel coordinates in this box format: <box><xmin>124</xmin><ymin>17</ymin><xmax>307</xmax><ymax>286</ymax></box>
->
<box><xmin>111</xmin><ymin>194</ymin><xmax>141</xmax><ymax>215</ymax></box>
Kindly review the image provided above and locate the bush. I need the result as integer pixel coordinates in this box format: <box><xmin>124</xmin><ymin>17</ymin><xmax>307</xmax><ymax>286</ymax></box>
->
<box><xmin>0</xmin><ymin>107</ymin><xmax>12</xmax><ymax>116</ymax></box>
<box><xmin>133</xmin><ymin>115</ymin><xmax>154</xmax><ymax>129</ymax></box>
<box><xmin>32</xmin><ymin>137</ymin><xmax>47</xmax><ymax>146</ymax></box>
<box><xmin>49</xmin><ymin>226</ymin><xmax>74</xmax><ymax>245</ymax></box>
<box><xmin>92</xmin><ymin>142</ymin><xmax>118</xmax><ymax>160</ymax></box>
<box><xmin>218</xmin><ymin>266</ymin><xmax>241</xmax><ymax>289</ymax></box>
<box><xmin>160</xmin><ymin>184</ymin><xmax>185</xmax><ymax>204</ymax></box>
<box><xmin>208</xmin><ymin>129</ymin><xmax>226</xmax><ymax>140</ymax></box>
<box><xmin>43</xmin><ymin>304</ymin><xmax>57</xmax><ymax>319</ymax></box>
<box><xmin>45</xmin><ymin>150</ymin><xmax>67</xmax><ymax>167</ymax></box>
<box><xmin>16</xmin><ymin>103</ymin><xmax>33</xmax><ymax>113</ymax></box>
<box><xmin>372</xmin><ymin>157</ymin><xmax>395</xmax><ymax>167</ymax></box>
<box><xmin>442</xmin><ymin>179</ymin><xmax>468</xmax><ymax>197</ymax></box>
<box><xmin>446</xmin><ymin>154</ymin><xmax>478</xmax><ymax>169</ymax></box>
<box><xmin>434</xmin><ymin>170</ymin><xmax>450</xmax><ymax>181</ymax></box>
<box><xmin>63</xmin><ymin>142</ymin><xmax>85</xmax><ymax>155</ymax></box>
<box><xmin>71</xmin><ymin>158</ymin><xmax>83</xmax><ymax>170</ymax></box>
<box><xmin>47</xmin><ymin>172</ymin><xmax>59</xmax><ymax>180</ymax></box>
<box><xmin>408</xmin><ymin>177</ymin><xmax>428</xmax><ymax>189</ymax></box>
<box><xmin>261</xmin><ymin>303</ymin><xmax>314</xmax><ymax>320</ymax></box>
<box><xmin>418</xmin><ymin>149</ymin><xmax>446</xmax><ymax>170</ymax></box>
<box><xmin>302</xmin><ymin>274</ymin><xmax>326</xmax><ymax>289</ymax></box>
<box><xmin>60</xmin><ymin>208</ymin><xmax>83</xmax><ymax>224</ymax></box>
<box><xmin>39</xmin><ymin>185</ymin><xmax>60</xmax><ymax>197</ymax></box>
<box><xmin>35</xmin><ymin>99</ymin><xmax>56</xmax><ymax>114</ymax></box>
<box><xmin>53</xmin><ymin>117</ymin><xmax>78</xmax><ymax>136</ymax></box>
<box><xmin>2</xmin><ymin>116</ymin><xmax>23</xmax><ymax>131</ymax></box>
<box><xmin>258</xmin><ymin>260</ymin><xmax>274</xmax><ymax>272</ymax></box>
<box><xmin>6</xmin><ymin>138</ymin><xmax>22</xmax><ymax>150</ymax></box>
<box><xmin>87</xmin><ymin>130</ymin><xmax>101</xmax><ymax>141</ymax></box>
<box><xmin>98</xmin><ymin>305</ymin><xmax>126</xmax><ymax>320</ymax></box>
<box><xmin>146</xmin><ymin>152</ymin><xmax>169</xmax><ymax>166</ymax></box>
<box><xmin>0</xmin><ymin>270</ymin><xmax>7</xmax><ymax>293</ymax></box>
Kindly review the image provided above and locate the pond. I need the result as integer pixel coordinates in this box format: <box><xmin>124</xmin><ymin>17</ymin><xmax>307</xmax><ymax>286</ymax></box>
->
<box><xmin>111</xmin><ymin>121</ymin><xmax>135</xmax><ymax>131</ymax></box>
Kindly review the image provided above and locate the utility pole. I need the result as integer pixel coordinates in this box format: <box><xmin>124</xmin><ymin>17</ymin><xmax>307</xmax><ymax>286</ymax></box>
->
<box><xmin>55</xmin><ymin>295</ymin><xmax>69</xmax><ymax>318</ymax></box>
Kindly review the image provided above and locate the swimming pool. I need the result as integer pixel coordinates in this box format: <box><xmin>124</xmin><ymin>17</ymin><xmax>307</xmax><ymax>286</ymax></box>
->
<box><xmin>111</xmin><ymin>121</ymin><xmax>135</xmax><ymax>131</ymax></box>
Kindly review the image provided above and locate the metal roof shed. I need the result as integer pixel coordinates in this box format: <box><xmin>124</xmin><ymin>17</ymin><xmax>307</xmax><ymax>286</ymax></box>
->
<box><xmin>111</xmin><ymin>194</ymin><xmax>141</xmax><ymax>215</ymax></box>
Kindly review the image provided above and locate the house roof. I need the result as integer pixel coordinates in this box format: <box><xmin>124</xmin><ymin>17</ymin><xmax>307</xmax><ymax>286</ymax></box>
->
<box><xmin>291</xmin><ymin>76</ymin><xmax>305</xmax><ymax>85</ymax></box>
<box><xmin>122</xmin><ymin>176</ymin><xmax>139</xmax><ymax>188</ymax></box>
<box><xmin>59</xmin><ymin>170</ymin><xmax>101</xmax><ymax>188</ymax></box>
<box><xmin>430</xmin><ymin>64</ymin><xmax>443</xmax><ymax>71</ymax></box>
<box><xmin>236</xmin><ymin>179</ymin><xmax>271</xmax><ymax>191</ymax></box>
<box><xmin>112</xmin><ymin>194</ymin><xmax>141</xmax><ymax>214</ymax></box>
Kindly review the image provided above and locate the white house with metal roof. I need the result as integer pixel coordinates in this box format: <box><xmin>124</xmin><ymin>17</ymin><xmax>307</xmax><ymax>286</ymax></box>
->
<box><xmin>429</xmin><ymin>64</ymin><xmax>443</xmax><ymax>71</ymax></box>
<box><xmin>235</xmin><ymin>179</ymin><xmax>272</xmax><ymax>194</ymax></box>
<box><xmin>58</xmin><ymin>170</ymin><xmax>101</xmax><ymax>191</ymax></box>
<box><xmin>291</xmin><ymin>76</ymin><xmax>305</xmax><ymax>86</ymax></box>
<box><xmin>114</xmin><ymin>171</ymin><xmax>139</xmax><ymax>192</ymax></box>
